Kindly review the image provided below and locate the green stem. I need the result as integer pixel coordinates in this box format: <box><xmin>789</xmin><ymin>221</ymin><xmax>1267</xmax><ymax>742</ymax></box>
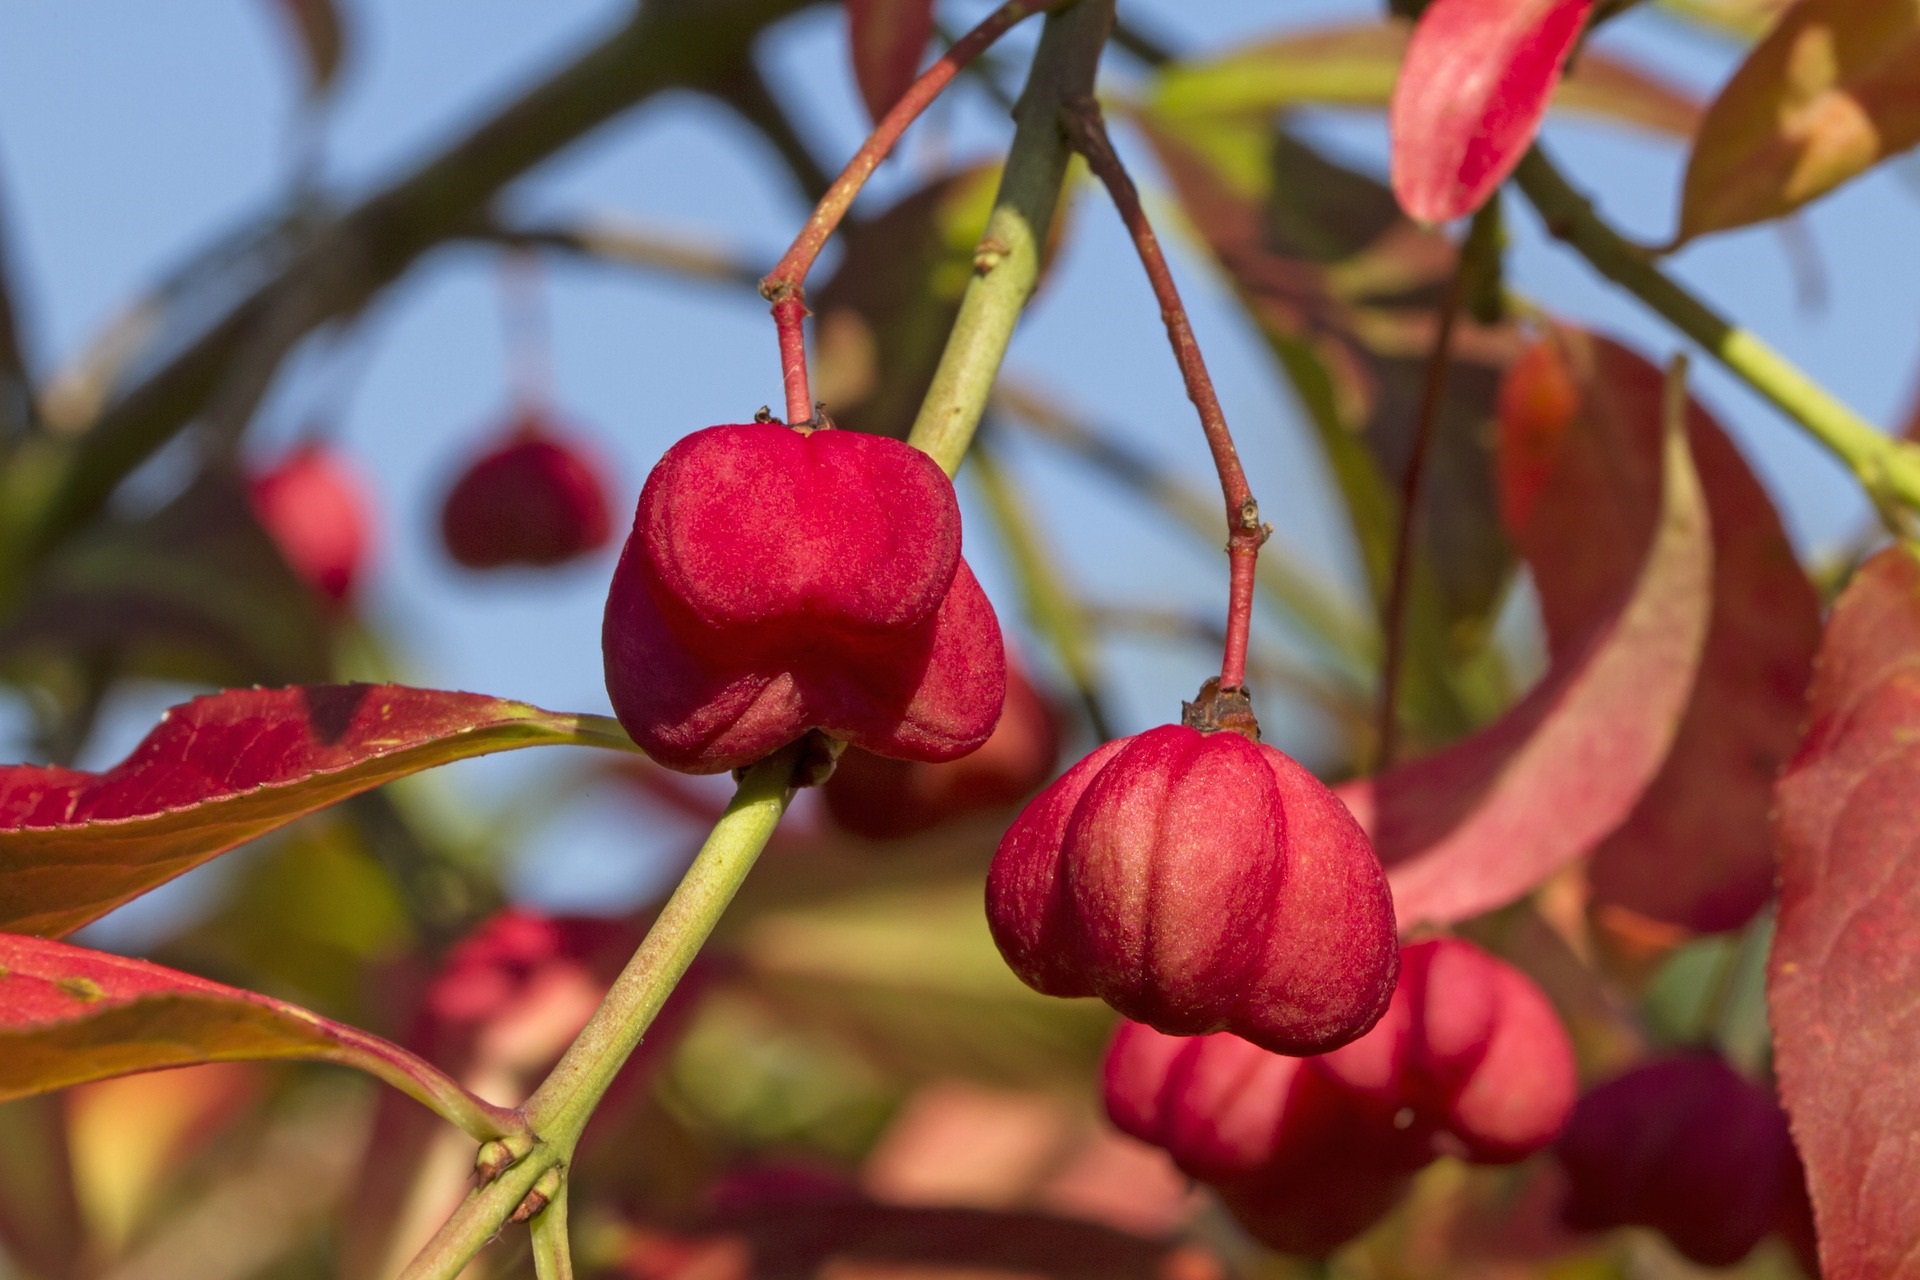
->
<box><xmin>907</xmin><ymin>0</ymin><xmax>1115</xmax><ymax>477</ymax></box>
<box><xmin>523</xmin><ymin>744</ymin><xmax>800</xmax><ymax>1140</ymax></box>
<box><xmin>530</xmin><ymin>1185</ymin><xmax>574</xmax><ymax>1280</ymax></box>
<box><xmin>1513</xmin><ymin>147</ymin><xmax>1920</xmax><ymax>520</ymax></box>
<box><xmin>396</xmin><ymin>744</ymin><xmax>801</xmax><ymax>1280</ymax></box>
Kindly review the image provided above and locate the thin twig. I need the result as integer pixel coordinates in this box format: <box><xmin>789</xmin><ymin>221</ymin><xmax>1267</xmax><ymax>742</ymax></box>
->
<box><xmin>905</xmin><ymin>0</ymin><xmax>1115</xmax><ymax>475</ymax></box>
<box><xmin>1376</xmin><ymin>239</ymin><xmax>1472</xmax><ymax>769</ymax></box>
<box><xmin>759</xmin><ymin>0</ymin><xmax>1078</xmax><ymax>302</ymax></box>
<box><xmin>993</xmin><ymin>379</ymin><xmax>1377</xmax><ymax>686</ymax></box>
<box><xmin>1058</xmin><ymin>96</ymin><xmax>1268</xmax><ymax>692</ymax></box>
<box><xmin>755</xmin><ymin>0</ymin><xmax>1079</xmax><ymax>426</ymax></box>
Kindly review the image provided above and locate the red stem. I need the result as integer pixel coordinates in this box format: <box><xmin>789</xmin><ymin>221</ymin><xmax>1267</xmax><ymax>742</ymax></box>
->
<box><xmin>1375</xmin><ymin>249</ymin><xmax>1470</xmax><ymax>768</ymax></box>
<box><xmin>773</xmin><ymin>295</ymin><xmax>811</xmax><ymax>426</ymax></box>
<box><xmin>756</xmin><ymin>0</ymin><xmax>1075</xmax><ymax>424</ymax></box>
<box><xmin>1060</xmin><ymin>98</ymin><xmax>1266</xmax><ymax>691</ymax></box>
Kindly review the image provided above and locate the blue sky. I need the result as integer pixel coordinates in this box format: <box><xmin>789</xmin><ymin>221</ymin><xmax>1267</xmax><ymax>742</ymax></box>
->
<box><xmin>2</xmin><ymin>0</ymin><xmax>1915</xmax><ymax>928</ymax></box>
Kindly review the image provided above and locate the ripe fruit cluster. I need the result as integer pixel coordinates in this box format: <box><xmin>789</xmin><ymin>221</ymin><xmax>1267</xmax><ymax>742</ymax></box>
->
<box><xmin>602</xmin><ymin>422</ymin><xmax>1005</xmax><ymax>774</ymax></box>
<box><xmin>986</xmin><ymin>700</ymin><xmax>1398</xmax><ymax>1055</ymax></box>
<box><xmin>1104</xmin><ymin>937</ymin><xmax>1577</xmax><ymax>1255</ymax></box>
<box><xmin>1557</xmin><ymin>1052</ymin><xmax>1814</xmax><ymax>1267</ymax></box>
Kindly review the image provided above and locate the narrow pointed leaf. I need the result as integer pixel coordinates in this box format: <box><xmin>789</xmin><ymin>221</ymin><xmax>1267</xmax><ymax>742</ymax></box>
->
<box><xmin>1680</xmin><ymin>0</ymin><xmax>1920</xmax><ymax>241</ymax></box>
<box><xmin>1340</xmin><ymin>398</ymin><xmax>1712</xmax><ymax>928</ymax></box>
<box><xmin>1152</xmin><ymin>21</ymin><xmax>1700</xmax><ymax>140</ymax></box>
<box><xmin>0</xmin><ymin>932</ymin><xmax>518</xmax><ymax>1140</ymax></box>
<box><xmin>1498</xmin><ymin>329</ymin><xmax>1819</xmax><ymax>931</ymax></box>
<box><xmin>1390</xmin><ymin>0</ymin><xmax>1599</xmax><ymax>222</ymax></box>
<box><xmin>0</xmin><ymin>684</ymin><xmax>637</xmax><ymax>938</ymax></box>
<box><xmin>845</xmin><ymin>0</ymin><xmax>936</xmax><ymax>124</ymax></box>
<box><xmin>1771</xmin><ymin>547</ymin><xmax>1920</xmax><ymax>1278</ymax></box>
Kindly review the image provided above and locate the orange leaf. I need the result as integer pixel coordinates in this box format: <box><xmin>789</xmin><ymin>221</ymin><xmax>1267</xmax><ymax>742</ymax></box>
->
<box><xmin>1679</xmin><ymin>0</ymin><xmax>1920</xmax><ymax>241</ymax></box>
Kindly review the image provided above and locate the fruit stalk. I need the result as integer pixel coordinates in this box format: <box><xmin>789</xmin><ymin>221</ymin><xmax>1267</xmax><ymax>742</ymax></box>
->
<box><xmin>1059</xmin><ymin>97</ymin><xmax>1267</xmax><ymax>691</ymax></box>
<box><xmin>759</xmin><ymin>0</ymin><xmax>1077</xmax><ymax>304</ymax></box>
<box><xmin>757</xmin><ymin>0</ymin><xmax>1078</xmax><ymax>426</ymax></box>
<box><xmin>773</xmin><ymin>294</ymin><xmax>812</xmax><ymax>426</ymax></box>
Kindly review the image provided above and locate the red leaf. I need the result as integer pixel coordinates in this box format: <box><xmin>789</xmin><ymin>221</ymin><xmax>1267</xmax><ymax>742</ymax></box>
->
<box><xmin>1498</xmin><ymin>329</ymin><xmax>1819</xmax><ymax>931</ymax></box>
<box><xmin>845</xmin><ymin>0</ymin><xmax>937</xmax><ymax>125</ymax></box>
<box><xmin>1771</xmin><ymin>547</ymin><xmax>1920</xmax><ymax>1278</ymax></box>
<box><xmin>1390</xmin><ymin>0</ymin><xmax>1599</xmax><ymax>222</ymax></box>
<box><xmin>0</xmin><ymin>684</ymin><xmax>635</xmax><ymax>939</ymax></box>
<box><xmin>0</xmin><ymin>932</ymin><xmax>515</xmax><ymax>1140</ymax></box>
<box><xmin>1339</xmin><ymin>389</ymin><xmax>1712</xmax><ymax>928</ymax></box>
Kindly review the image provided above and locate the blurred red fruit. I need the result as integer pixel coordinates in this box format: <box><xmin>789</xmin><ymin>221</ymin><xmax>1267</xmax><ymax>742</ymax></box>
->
<box><xmin>822</xmin><ymin>660</ymin><xmax>1060</xmax><ymax>839</ymax></box>
<box><xmin>1103</xmin><ymin>1021</ymin><xmax>1427</xmax><ymax>1255</ymax></box>
<box><xmin>602</xmin><ymin>422</ymin><xmax>1005</xmax><ymax>774</ymax></box>
<box><xmin>1557</xmin><ymin>1053</ymin><xmax>1806</xmax><ymax>1267</ymax></box>
<box><xmin>248</xmin><ymin>442</ymin><xmax>372</xmax><ymax>605</ymax></box>
<box><xmin>987</xmin><ymin>723</ymin><xmax>1397</xmax><ymax>1054</ymax></box>
<box><xmin>1318</xmin><ymin>936</ymin><xmax>1577</xmax><ymax>1164</ymax></box>
<box><xmin>1101</xmin><ymin>939</ymin><xmax>1575</xmax><ymax>1255</ymax></box>
<box><xmin>440</xmin><ymin>418</ymin><xmax>614</xmax><ymax>569</ymax></box>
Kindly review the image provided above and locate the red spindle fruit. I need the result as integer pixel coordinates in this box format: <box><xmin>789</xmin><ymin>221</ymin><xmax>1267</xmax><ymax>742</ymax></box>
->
<box><xmin>1100</xmin><ymin>939</ymin><xmax>1575</xmax><ymax>1255</ymax></box>
<box><xmin>440</xmin><ymin>417</ymin><xmax>614</xmax><ymax>569</ymax></box>
<box><xmin>248</xmin><ymin>442</ymin><xmax>373</xmax><ymax>606</ymax></box>
<box><xmin>1102</xmin><ymin>1020</ymin><xmax>1428</xmax><ymax>1255</ymax></box>
<box><xmin>987</xmin><ymin>717</ymin><xmax>1396</xmax><ymax>1055</ymax></box>
<box><xmin>602</xmin><ymin>422</ymin><xmax>1005</xmax><ymax>774</ymax></box>
<box><xmin>822</xmin><ymin>659</ymin><xmax>1060</xmax><ymax>839</ymax></box>
<box><xmin>1557</xmin><ymin>1053</ymin><xmax>1807</xmax><ymax>1267</ymax></box>
<box><xmin>1318</xmin><ymin>936</ymin><xmax>1578</xmax><ymax>1163</ymax></box>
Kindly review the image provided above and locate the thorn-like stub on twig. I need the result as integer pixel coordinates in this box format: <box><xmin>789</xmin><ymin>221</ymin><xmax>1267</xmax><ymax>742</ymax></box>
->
<box><xmin>475</xmin><ymin>1133</ymin><xmax>535</xmax><ymax>1184</ymax></box>
<box><xmin>508</xmin><ymin>1169</ymin><xmax>564</xmax><ymax>1225</ymax></box>
<box><xmin>1237</xmin><ymin>497</ymin><xmax>1263</xmax><ymax>534</ymax></box>
<box><xmin>759</xmin><ymin>275</ymin><xmax>797</xmax><ymax>304</ymax></box>
<box><xmin>1181</xmin><ymin>677</ymin><xmax>1260</xmax><ymax>741</ymax></box>
<box><xmin>753</xmin><ymin>405</ymin><xmax>775</xmax><ymax>423</ymax></box>
<box><xmin>974</xmin><ymin>237</ymin><xmax>1013</xmax><ymax>274</ymax></box>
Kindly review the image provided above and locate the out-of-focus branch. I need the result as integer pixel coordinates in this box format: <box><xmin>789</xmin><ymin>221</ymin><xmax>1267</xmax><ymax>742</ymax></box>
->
<box><xmin>469</xmin><ymin>215</ymin><xmax>766</xmax><ymax>289</ymax></box>
<box><xmin>708</xmin><ymin>61</ymin><xmax>836</xmax><ymax>204</ymax></box>
<box><xmin>0</xmin><ymin>172</ymin><xmax>33</xmax><ymax>440</ymax></box>
<box><xmin>0</xmin><ymin>0</ymin><xmax>822</xmax><ymax>582</ymax></box>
